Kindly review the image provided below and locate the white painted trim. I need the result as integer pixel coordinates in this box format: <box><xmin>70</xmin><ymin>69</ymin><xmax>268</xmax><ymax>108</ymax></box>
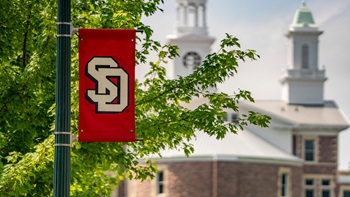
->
<box><xmin>140</xmin><ymin>154</ymin><xmax>303</xmax><ymax>166</ymax></box>
<box><xmin>278</xmin><ymin>167</ymin><xmax>292</xmax><ymax>197</ymax></box>
<box><xmin>338</xmin><ymin>175</ymin><xmax>350</xmax><ymax>184</ymax></box>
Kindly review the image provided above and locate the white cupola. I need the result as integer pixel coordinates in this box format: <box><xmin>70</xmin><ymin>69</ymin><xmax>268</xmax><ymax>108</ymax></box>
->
<box><xmin>166</xmin><ymin>0</ymin><xmax>215</xmax><ymax>79</ymax></box>
<box><xmin>175</xmin><ymin>0</ymin><xmax>208</xmax><ymax>36</ymax></box>
<box><xmin>280</xmin><ymin>1</ymin><xmax>327</xmax><ymax>105</ymax></box>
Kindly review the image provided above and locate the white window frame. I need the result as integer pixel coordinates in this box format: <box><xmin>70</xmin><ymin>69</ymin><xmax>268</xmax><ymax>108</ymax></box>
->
<box><xmin>320</xmin><ymin>179</ymin><xmax>332</xmax><ymax>197</ymax></box>
<box><xmin>338</xmin><ymin>186</ymin><xmax>350</xmax><ymax>197</ymax></box>
<box><xmin>304</xmin><ymin>178</ymin><xmax>315</xmax><ymax>197</ymax></box>
<box><xmin>303</xmin><ymin>175</ymin><xmax>334</xmax><ymax>197</ymax></box>
<box><xmin>278</xmin><ymin>168</ymin><xmax>291</xmax><ymax>197</ymax></box>
<box><xmin>156</xmin><ymin>170</ymin><xmax>165</xmax><ymax>195</ymax></box>
<box><xmin>302</xmin><ymin>136</ymin><xmax>318</xmax><ymax>163</ymax></box>
<box><xmin>152</xmin><ymin>165</ymin><xmax>168</xmax><ymax>197</ymax></box>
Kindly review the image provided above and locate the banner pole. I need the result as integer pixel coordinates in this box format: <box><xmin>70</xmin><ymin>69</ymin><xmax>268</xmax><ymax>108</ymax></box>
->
<box><xmin>54</xmin><ymin>0</ymin><xmax>71</xmax><ymax>196</ymax></box>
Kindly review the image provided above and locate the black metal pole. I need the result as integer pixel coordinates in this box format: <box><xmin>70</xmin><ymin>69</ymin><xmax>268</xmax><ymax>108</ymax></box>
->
<box><xmin>54</xmin><ymin>0</ymin><xmax>71</xmax><ymax>196</ymax></box>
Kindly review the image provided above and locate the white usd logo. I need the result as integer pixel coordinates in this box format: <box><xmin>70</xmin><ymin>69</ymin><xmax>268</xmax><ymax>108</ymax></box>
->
<box><xmin>85</xmin><ymin>57</ymin><xmax>129</xmax><ymax>113</ymax></box>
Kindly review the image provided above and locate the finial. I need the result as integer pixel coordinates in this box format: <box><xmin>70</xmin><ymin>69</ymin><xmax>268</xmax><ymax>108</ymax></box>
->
<box><xmin>301</xmin><ymin>0</ymin><xmax>306</xmax><ymax>6</ymax></box>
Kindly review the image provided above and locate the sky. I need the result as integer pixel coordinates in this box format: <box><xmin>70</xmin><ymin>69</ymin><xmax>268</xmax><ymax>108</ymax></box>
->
<box><xmin>139</xmin><ymin>0</ymin><xmax>350</xmax><ymax>170</ymax></box>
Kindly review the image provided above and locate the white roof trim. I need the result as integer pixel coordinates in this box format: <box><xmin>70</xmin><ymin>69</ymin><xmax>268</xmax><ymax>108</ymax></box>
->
<box><xmin>140</xmin><ymin>154</ymin><xmax>302</xmax><ymax>166</ymax></box>
<box><xmin>239</xmin><ymin>100</ymin><xmax>349</xmax><ymax>130</ymax></box>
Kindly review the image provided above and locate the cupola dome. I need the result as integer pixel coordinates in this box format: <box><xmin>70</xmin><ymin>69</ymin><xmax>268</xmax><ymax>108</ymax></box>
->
<box><xmin>291</xmin><ymin>1</ymin><xmax>317</xmax><ymax>28</ymax></box>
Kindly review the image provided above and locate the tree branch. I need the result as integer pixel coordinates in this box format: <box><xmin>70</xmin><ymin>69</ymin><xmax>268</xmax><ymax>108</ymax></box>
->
<box><xmin>22</xmin><ymin>4</ymin><xmax>33</xmax><ymax>68</ymax></box>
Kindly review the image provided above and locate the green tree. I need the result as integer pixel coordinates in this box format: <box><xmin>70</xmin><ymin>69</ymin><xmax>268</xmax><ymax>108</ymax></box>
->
<box><xmin>0</xmin><ymin>0</ymin><xmax>270</xmax><ymax>196</ymax></box>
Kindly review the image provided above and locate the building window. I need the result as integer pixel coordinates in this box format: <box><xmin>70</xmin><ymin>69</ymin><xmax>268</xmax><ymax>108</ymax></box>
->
<box><xmin>304</xmin><ymin>139</ymin><xmax>315</xmax><ymax>162</ymax></box>
<box><xmin>306</xmin><ymin>190</ymin><xmax>314</xmax><ymax>197</ymax></box>
<box><xmin>304</xmin><ymin>177</ymin><xmax>334</xmax><ymax>197</ymax></box>
<box><xmin>279</xmin><ymin>168</ymin><xmax>291</xmax><ymax>197</ymax></box>
<box><xmin>223</xmin><ymin>113</ymin><xmax>239</xmax><ymax>123</ymax></box>
<box><xmin>321</xmin><ymin>179</ymin><xmax>331</xmax><ymax>197</ymax></box>
<box><xmin>156</xmin><ymin>171</ymin><xmax>165</xmax><ymax>194</ymax></box>
<box><xmin>231</xmin><ymin>113</ymin><xmax>238</xmax><ymax>123</ymax></box>
<box><xmin>280</xmin><ymin>173</ymin><xmax>289</xmax><ymax>197</ymax></box>
<box><xmin>301</xmin><ymin>44</ymin><xmax>309</xmax><ymax>69</ymax></box>
<box><xmin>305</xmin><ymin>179</ymin><xmax>315</xmax><ymax>197</ymax></box>
<box><xmin>344</xmin><ymin>190</ymin><xmax>350</xmax><ymax>197</ymax></box>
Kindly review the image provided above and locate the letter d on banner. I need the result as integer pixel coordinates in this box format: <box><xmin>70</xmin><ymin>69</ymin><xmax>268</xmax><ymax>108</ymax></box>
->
<box><xmin>78</xmin><ymin>29</ymin><xmax>136</xmax><ymax>142</ymax></box>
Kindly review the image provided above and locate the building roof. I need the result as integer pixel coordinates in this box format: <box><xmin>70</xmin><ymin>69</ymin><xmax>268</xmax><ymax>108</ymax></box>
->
<box><xmin>151</xmin><ymin>129</ymin><xmax>302</xmax><ymax>165</ymax></box>
<box><xmin>240</xmin><ymin>100</ymin><xmax>349</xmax><ymax>130</ymax></box>
<box><xmin>145</xmin><ymin>97</ymin><xmax>347</xmax><ymax>166</ymax></box>
<box><xmin>292</xmin><ymin>2</ymin><xmax>317</xmax><ymax>28</ymax></box>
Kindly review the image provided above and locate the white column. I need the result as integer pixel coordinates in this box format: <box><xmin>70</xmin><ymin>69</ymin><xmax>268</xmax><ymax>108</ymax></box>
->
<box><xmin>176</xmin><ymin>5</ymin><xmax>180</xmax><ymax>26</ymax></box>
<box><xmin>194</xmin><ymin>6</ymin><xmax>198</xmax><ymax>27</ymax></box>
<box><xmin>202</xmin><ymin>6</ymin><xmax>207</xmax><ymax>27</ymax></box>
<box><xmin>183</xmin><ymin>5</ymin><xmax>188</xmax><ymax>26</ymax></box>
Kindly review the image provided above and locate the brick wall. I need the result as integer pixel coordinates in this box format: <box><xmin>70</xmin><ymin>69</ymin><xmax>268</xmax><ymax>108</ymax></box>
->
<box><xmin>166</xmin><ymin>161</ymin><xmax>213</xmax><ymax>197</ymax></box>
<box><xmin>303</xmin><ymin>164</ymin><xmax>337</xmax><ymax>174</ymax></box>
<box><xmin>318</xmin><ymin>136</ymin><xmax>337</xmax><ymax>163</ymax></box>
<box><xmin>217</xmin><ymin>162</ymin><xmax>302</xmax><ymax>197</ymax></box>
<box><xmin>127</xmin><ymin>161</ymin><xmax>303</xmax><ymax>197</ymax></box>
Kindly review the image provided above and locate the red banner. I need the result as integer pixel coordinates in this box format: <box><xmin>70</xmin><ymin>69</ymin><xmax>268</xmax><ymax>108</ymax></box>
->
<box><xmin>78</xmin><ymin>29</ymin><xmax>136</xmax><ymax>142</ymax></box>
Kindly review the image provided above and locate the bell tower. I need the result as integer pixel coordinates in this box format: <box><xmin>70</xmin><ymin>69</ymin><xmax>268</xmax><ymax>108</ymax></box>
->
<box><xmin>280</xmin><ymin>1</ymin><xmax>327</xmax><ymax>105</ymax></box>
<box><xmin>166</xmin><ymin>0</ymin><xmax>215</xmax><ymax>79</ymax></box>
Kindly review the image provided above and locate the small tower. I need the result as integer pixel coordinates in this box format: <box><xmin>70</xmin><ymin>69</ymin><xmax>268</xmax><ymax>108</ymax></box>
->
<box><xmin>166</xmin><ymin>0</ymin><xmax>215</xmax><ymax>79</ymax></box>
<box><xmin>280</xmin><ymin>1</ymin><xmax>327</xmax><ymax>105</ymax></box>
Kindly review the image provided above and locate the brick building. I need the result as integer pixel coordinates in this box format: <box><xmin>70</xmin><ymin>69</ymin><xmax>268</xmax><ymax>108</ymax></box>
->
<box><xmin>112</xmin><ymin>1</ymin><xmax>350</xmax><ymax>197</ymax></box>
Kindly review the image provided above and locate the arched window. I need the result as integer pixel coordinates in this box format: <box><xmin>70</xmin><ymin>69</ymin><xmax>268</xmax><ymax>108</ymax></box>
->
<box><xmin>301</xmin><ymin>44</ymin><xmax>309</xmax><ymax>69</ymax></box>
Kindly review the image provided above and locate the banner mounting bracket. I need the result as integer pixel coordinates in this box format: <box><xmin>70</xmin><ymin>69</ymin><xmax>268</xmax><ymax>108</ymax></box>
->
<box><xmin>56</xmin><ymin>22</ymin><xmax>78</xmax><ymax>38</ymax></box>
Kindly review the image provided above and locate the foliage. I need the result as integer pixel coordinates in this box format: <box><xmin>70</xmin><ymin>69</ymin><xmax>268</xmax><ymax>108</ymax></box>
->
<box><xmin>0</xmin><ymin>0</ymin><xmax>270</xmax><ymax>196</ymax></box>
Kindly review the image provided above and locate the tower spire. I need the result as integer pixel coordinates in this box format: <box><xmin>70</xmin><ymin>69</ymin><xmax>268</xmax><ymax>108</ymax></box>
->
<box><xmin>280</xmin><ymin>2</ymin><xmax>327</xmax><ymax>105</ymax></box>
<box><xmin>302</xmin><ymin>0</ymin><xmax>306</xmax><ymax>6</ymax></box>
